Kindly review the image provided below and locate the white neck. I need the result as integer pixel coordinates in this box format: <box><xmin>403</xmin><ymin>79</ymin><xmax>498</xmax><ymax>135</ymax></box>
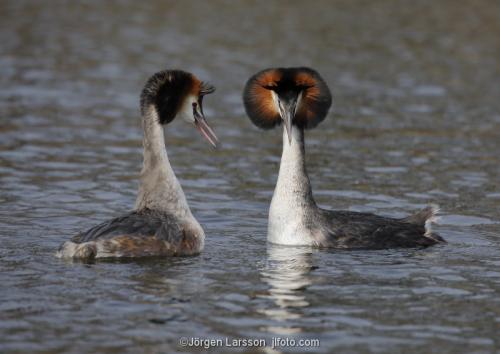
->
<box><xmin>134</xmin><ymin>105</ymin><xmax>192</xmax><ymax>219</ymax></box>
<box><xmin>268</xmin><ymin>126</ymin><xmax>318</xmax><ymax>245</ymax></box>
<box><xmin>273</xmin><ymin>127</ymin><xmax>315</xmax><ymax>205</ymax></box>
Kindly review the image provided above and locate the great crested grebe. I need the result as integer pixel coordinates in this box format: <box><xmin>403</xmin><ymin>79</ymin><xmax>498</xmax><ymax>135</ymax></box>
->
<box><xmin>243</xmin><ymin>67</ymin><xmax>445</xmax><ymax>249</ymax></box>
<box><xmin>57</xmin><ymin>69</ymin><xmax>218</xmax><ymax>259</ymax></box>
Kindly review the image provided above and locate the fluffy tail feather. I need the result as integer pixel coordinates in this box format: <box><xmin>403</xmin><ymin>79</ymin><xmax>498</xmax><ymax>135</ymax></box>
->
<box><xmin>402</xmin><ymin>204</ymin><xmax>445</xmax><ymax>242</ymax></box>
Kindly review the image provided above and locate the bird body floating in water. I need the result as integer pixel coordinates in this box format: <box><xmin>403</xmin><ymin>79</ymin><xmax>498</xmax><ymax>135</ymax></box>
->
<box><xmin>57</xmin><ymin>70</ymin><xmax>218</xmax><ymax>259</ymax></box>
<box><xmin>243</xmin><ymin>67</ymin><xmax>445</xmax><ymax>249</ymax></box>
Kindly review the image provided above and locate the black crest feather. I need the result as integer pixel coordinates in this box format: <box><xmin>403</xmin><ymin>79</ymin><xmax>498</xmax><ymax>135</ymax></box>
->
<box><xmin>200</xmin><ymin>81</ymin><xmax>215</xmax><ymax>95</ymax></box>
<box><xmin>140</xmin><ymin>70</ymin><xmax>193</xmax><ymax>125</ymax></box>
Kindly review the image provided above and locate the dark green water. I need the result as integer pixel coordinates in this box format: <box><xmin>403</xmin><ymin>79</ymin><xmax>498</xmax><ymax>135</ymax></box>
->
<box><xmin>1</xmin><ymin>1</ymin><xmax>499</xmax><ymax>353</ymax></box>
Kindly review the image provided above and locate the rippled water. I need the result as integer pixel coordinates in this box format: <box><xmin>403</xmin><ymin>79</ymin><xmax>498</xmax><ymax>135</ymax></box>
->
<box><xmin>1</xmin><ymin>1</ymin><xmax>499</xmax><ymax>353</ymax></box>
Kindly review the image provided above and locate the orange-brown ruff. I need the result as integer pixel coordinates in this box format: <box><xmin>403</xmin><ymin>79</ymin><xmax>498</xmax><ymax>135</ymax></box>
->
<box><xmin>57</xmin><ymin>69</ymin><xmax>217</xmax><ymax>260</ymax></box>
<box><xmin>243</xmin><ymin>67</ymin><xmax>332</xmax><ymax>129</ymax></box>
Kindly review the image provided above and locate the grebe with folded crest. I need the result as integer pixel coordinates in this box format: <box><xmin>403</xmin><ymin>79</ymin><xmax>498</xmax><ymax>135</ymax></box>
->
<box><xmin>243</xmin><ymin>67</ymin><xmax>445</xmax><ymax>249</ymax></box>
<box><xmin>57</xmin><ymin>69</ymin><xmax>218</xmax><ymax>259</ymax></box>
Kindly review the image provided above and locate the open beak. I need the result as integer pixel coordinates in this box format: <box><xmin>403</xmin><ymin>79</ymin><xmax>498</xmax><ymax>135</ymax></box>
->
<box><xmin>194</xmin><ymin>110</ymin><xmax>218</xmax><ymax>148</ymax></box>
<box><xmin>277</xmin><ymin>94</ymin><xmax>298</xmax><ymax>145</ymax></box>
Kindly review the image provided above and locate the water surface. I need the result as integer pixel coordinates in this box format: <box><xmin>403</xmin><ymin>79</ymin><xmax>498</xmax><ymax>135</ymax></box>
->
<box><xmin>1</xmin><ymin>1</ymin><xmax>499</xmax><ymax>353</ymax></box>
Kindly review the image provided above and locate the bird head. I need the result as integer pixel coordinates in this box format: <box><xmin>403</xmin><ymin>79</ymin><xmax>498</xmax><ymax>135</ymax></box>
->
<box><xmin>243</xmin><ymin>67</ymin><xmax>332</xmax><ymax>144</ymax></box>
<box><xmin>141</xmin><ymin>70</ymin><xmax>218</xmax><ymax>147</ymax></box>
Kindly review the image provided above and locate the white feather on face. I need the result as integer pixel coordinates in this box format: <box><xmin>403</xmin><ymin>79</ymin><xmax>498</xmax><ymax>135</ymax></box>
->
<box><xmin>271</xmin><ymin>90</ymin><xmax>304</xmax><ymax>122</ymax></box>
<box><xmin>177</xmin><ymin>94</ymin><xmax>199</xmax><ymax>124</ymax></box>
<box><xmin>295</xmin><ymin>91</ymin><xmax>303</xmax><ymax>115</ymax></box>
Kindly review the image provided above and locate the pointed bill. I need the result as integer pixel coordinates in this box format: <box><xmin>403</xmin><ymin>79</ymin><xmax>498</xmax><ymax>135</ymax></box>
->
<box><xmin>283</xmin><ymin>107</ymin><xmax>293</xmax><ymax>145</ymax></box>
<box><xmin>277</xmin><ymin>94</ymin><xmax>298</xmax><ymax>145</ymax></box>
<box><xmin>194</xmin><ymin>114</ymin><xmax>219</xmax><ymax>148</ymax></box>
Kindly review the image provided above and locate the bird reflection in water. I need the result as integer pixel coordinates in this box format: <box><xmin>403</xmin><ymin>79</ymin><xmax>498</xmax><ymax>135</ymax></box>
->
<box><xmin>259</xmin><ymin>244</ymin><xmax>316</xmax><ymax>335</ymax></box>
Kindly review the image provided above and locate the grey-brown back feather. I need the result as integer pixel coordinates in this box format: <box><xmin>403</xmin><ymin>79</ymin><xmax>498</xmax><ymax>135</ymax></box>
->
<box><xmin>321</xmin><ymin>209</ymin><xmax>444</xmax><ymax>248</ymax></box>
<box><xmin>71</xmin><ymin>209</ymin><xmax>184</xmax><ymax>245</ymax></box>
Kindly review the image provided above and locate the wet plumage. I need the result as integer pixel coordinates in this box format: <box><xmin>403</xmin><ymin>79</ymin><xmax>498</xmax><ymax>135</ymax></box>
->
<box><xmin>63</xmin><ymin>209</ymin><xmax>202</xmax><ymax>258</ymax></box>
<box><xmin>313</xmin><ymin>207</ymin><xmax>444</xmax><ymax>249</ymax></box>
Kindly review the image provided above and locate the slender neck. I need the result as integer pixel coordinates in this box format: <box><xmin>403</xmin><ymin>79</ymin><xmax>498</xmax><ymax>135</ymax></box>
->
<box><xmin>134</xmin><ymin>105</ymin><xmax>191</xmax><ymax>218</ymax></box>
<box><xmin>272</xmin><ymin>126</ymin><xmax>316</xmax><ymax>207</ymax></box>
